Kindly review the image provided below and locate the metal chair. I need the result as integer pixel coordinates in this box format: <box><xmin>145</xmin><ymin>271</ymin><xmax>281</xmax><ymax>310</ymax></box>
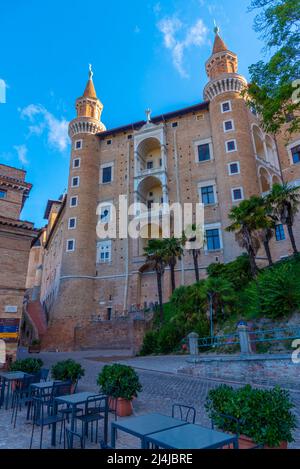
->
<box><xmin>76</xmin><ymin>394</ymin><xmax>108</xmax><ymax>446</ymax></box>
<box><xmin>29</xmin><ymin>396</ymin><xmax>66</xmax><ymax>449</ymax></box>
<box><xmin>11</xmin><ymin>375</ymin><xmax>39</xmax><ymax>428</ymax></box>
<box><xmin>211</xmin><ymin>412</ymin><xmax>241</xmax><ymax>449</ymax></box>
<box><xmin>40</xmin><ymin>368</ymin><xmax>49</xmax><ymax>382</ymax></box>
<box><xmin>172</xmin><ymin>404</ymin><xmax>196</xmax><ymax>424</ymax></box>
<box><xmin>65</xmin><ymin>428</ymin><xmax>85</xmax><ymax>449</ymax></box>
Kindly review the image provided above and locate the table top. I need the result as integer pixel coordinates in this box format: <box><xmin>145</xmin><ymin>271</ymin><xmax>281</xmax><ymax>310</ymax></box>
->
<box><xmin>111</xmin><ymin>413</ymin><xmax>188</xmax><ymax>438</ymax></box>
<box><xmin>31</xmin><ymin>380</ymin><xmax>61</xmax><ymax>390</ymax></box>
<box><xmin>0</xmin><ymin>371</ymin><xmax>28</xmax><ymax>380</ymax></box>
<box><xmin>55</xmin><ymin>391</ymin><xmax>96</xmax><ymax>406</ymax></box>
<box><xmin>144</xmin><ymin>423</ymin><xmax>237</xmax><ymax>449</ymax></box>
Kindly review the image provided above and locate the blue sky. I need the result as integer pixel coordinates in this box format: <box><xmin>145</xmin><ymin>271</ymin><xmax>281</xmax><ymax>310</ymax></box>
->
<box><xmin>0</xmin><ymin>0</ymin><xmax>264</xmax><ymax>227</ymax></box>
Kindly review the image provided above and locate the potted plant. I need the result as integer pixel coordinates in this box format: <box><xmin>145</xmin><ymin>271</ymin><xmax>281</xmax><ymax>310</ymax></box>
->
<box><xmin>28</xmin><ymin>339</ymin><xmax>41</xmax><ymax>353</ymax></box>
<box><xmin>97</xmin><ymin>364</ymin><xmax>142</xmax><ymax>417</ymax></box>
<box><xmin>10</xmin><ymin>358</ymin><xmax>44</xmax><ymax>389</ymax></box>
<box><xmin>10</xmin><ymin>357</ymin><xmax>43</xmax><ymax>374</ymax></box>
<box><xmin>205</xmin><ymin>384</ymin><xmax>296</xmax><ymax>449</ymax></box>
<box><xmin>51</xmin><ymin>359</ymin><xmax>85</xmax><ymax>392</ymax></box>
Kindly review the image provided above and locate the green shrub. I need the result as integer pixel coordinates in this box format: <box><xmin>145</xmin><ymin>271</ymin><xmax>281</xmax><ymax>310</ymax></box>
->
<box><xmin>206</xmin><ymin>384</ymin><xmax>296</xmax><ymax>447</ymax></box>
<box><xmin>244</xmin><ymin>261</ymin><xmax>300</xmax><ymax>319</ymax></box>
<box><xmin>10</xmin><ymin>358</ymin><xmax>43</xmax><ymax>374</ymax></box>
<box><xmin>51</xmin><ymin>359</ymin><xmax>85</xmax><ymax>383</ymax></box>
<box><xmin>97</xmin><ymin>364</ymin><xmax>142</xmax><ymax>400</ymax></box>
<box><xmin>139</xmin><ymin>331</ymin><xmax>159</xmax><ymax>356</ymax></box>
<box><xmin>207</xmin><ymin>254</ymin><xmax>252</xmax><ymax>290</ymax></box>
<box><xmin>156</xmin><ymin>322</ymin><xmax>182</xmax><ymax>354</ymax></box>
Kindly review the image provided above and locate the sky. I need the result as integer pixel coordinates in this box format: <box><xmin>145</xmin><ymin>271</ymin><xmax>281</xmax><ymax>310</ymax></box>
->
<box><xmin>0</xmin><ymin>0</ymin><xmax>265</xmax><ymax>227</ymax></box>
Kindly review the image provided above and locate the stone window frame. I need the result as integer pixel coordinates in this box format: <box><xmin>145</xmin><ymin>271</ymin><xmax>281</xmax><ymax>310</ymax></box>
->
<box><xmin>74</xmin><ymin>139</ymin><xmax>83</xmax><ymax>150</ymax></box>
<box><xmin>100</xmin><ymin>162</ymin><xmax>114</xmax><ymax>185</ymax></box>
<box><xmin>98</xmin><ymin>200</ymin><xmax>114</xmax><ymax>224</ymax></box>
<box><xmin>204</xmin><ymin>222</ymin><xmax>223</xmax><ymax>253</ymax></box>
<box><xmin>225</xmin><ymin>139</ymin><xmax>237</xmax><ymax>153</ymax></box>
<box><xmin>97</xmin><ymin>240</ymin><xmax>112</xmax><ymax>264</ymax></box>
<box><xmin>198</xmin><ymin>179</ymin><xmax>218</xmax><ymax>206</ymax></box>
<box><xmin>228</xmin><ymin>161</ymin><xmax>240</xmax><ymax>176</ymax></box>
<box><xmin>70</xmin><ymin>195</ymin><xmax>78</xmax><ymax>208</ymax></box>
<box><xmin>287</xmin><ymin>139</ymin><xmax>300</xmax><ymax>166</ymax></box>
<box><xmin>231</xmin><ymin>186</ymin><xmax>244</xmax><ymax>202</ymax></box>
<box><xmin>223</xmin><ymin>119</ymin><xmax>235</xmax><ymax>133</ymax></box>
<box><xmin>221</xmin><ymin>100</ymin><xmax>232</xmax><ymax>114</ymax></box>
<box><xmin>68</xmin><ymin>217</ymin><xmax>77</xmax><ymax>230</ymax></box>
<box><xmin>193</xmin><ymin>137</ymin><xmax>214</xmax><ymax>164</ymax></box>
<box><xmin>73</xmin><ymin>158</ymin><xmax>81</xmax><ymax>169</ymax></box>
<box><xmin>66</xmin><ymin>239</ymin><xmax>75</xmax><ymax>252</ymax></box>
<box><xmin>71</xmin><ymin>176</ymin><xmax>80</xmax><ymax>188</ymax></box>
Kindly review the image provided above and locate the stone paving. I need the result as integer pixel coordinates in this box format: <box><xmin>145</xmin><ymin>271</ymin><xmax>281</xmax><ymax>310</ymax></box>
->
<box><xmin>0</xmin><ymin>349</ymin><xmax>299</xmax><ymax>449</ymax></box>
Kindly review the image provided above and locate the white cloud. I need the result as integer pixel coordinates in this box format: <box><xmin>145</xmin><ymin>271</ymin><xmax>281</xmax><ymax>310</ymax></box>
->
<box><xmin>134</xmin><ymin>25</ymin><xmax>141</xmax><ymax>34</ymax></box>
<box><xmin>153</xmin><ymin>2</ymin><xmax>161</xmax><ymax>15</ymax></box>
<box><xmin>20</xmin><ymin>104</ymin><xmax>69</xmax><ymax>152</ymax></box>
<box><xmin>157</xmin><ymin>17</ymin><xmax>209</xmax><ymax>78</ymax></box>
<box><xmin>14</xmin><ymin>144</ymin><xmax>29</xmax><ymax>165</ymax></box>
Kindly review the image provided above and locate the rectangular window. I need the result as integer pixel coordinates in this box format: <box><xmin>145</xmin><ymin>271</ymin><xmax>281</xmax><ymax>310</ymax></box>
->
<box><xmin>73</xmin><ymin>158</ymin><xmax>81</xmax><ymax>169</ymax></box>
<box><xmin>71</xmin><ymin>176</ymin><xmax>80</xmax><ymax>188</ymax></box>
<box><xmin>101</xmin><ymin>165</ymin><xmax>113</xmax><ymax>184</ymax></box>
<box><xmin>198</xmin><ymin>143</ymin><xmax>211</xmax><ymax>162</ymax></box>
<box><xmin>68</xmin><ymin>217</ymin><xmax>77</xmax><ymax>230</ymax></box>
<box><xmin>0</xmin><ymin>189</ymin><xmax>7</xmax><ymax>199</ymax></box>
<box><xmin>97</xmin><ymin>240</ymin><xmax>112</xmax><ymax>263</ymax></box>
<box><xmin>159</xmin><ymin>158</ymin><xmax>162</xmax><ymax>167</ymax></box>
<box><xmin>99</xmin><ymin>205</ymin><xmax>111</xmax><ymax>223</ymax></box>
<box><xmin>221</xmin><ymin>101</ymin><xmax>231</xmax><ymax>113</ymax></box>
<box><xmin>275</xmin><ymin>224</ymin><xmax>286</xmax><ymax>241</ymax></box>
<box><xmin>66</xmin><ymin>239</ymin><xmax>75</xmax><ymax>252</ymax></box>
<box><xmin>201</xmin><ymin>186</ymin><xmax>215</xmax><ymax>205</ymax></box>
<box><xmin>223</xmin><ymin>120</ymin><xmax>234</xmax><ymax>132</ymax></box>
<box><xmin>226</xmin><ymin>140</ymin><xmax>237</xmax><ymax>152</ymax></box>
<box><xmin>291</xmin><ymin>145</ymin><xmax>300</xmax><ymax>164</ymax></box>
<box><xmin>172</xmin><ymin>122</ymin><xmax>178</xmax><ymax>128</ymax></box>
<box><xmin>232</xmin><ymin>187</ymin><xmax>244</xmax><ymax>201</ymax></box>
<box><xmin>228</xmin><ymin>162</ymin><xmax>240</xmax><ymax>175</ymax></box>
<box><xmin>75</xmin><ymin>140</ymin><xmax>82</xmax><ymax>150</ymax></box>
<box><xmin>146</xmin><ymin>161</ymin><xmax>153</xmax><ymax>170</ymax></box>
<box><xmin>70</xmin><ymin>196</ymin><xmax>78</xmax><ymax>207</ymax></box>
<box><xmin>107</xmin><ymin>140</ymin><xmax>112</xmax><ymax>145</ymax></box>
<box><xmin>206</xmin><ymin>229</ymin><xmax>221</xmax><ymax>251</ymax></box>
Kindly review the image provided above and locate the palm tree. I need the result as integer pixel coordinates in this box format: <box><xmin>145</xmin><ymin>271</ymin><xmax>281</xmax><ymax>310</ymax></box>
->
<box><xmin>183</xmin><ymin>225</ymin><xmax>202</xmax><ymax>283</ymax></box>
<box><xmin>253</xmin><ymin>196</ymin><xmax>276</xmax><ymax>266</ymax></box>
<box><xmin>226</xmin><ymin>198</ymin><xmax>262</xmax><ymax>277</ymax></box>
<box><xmin>162</xmin><ymin>238</ymin><xmax>184</xmax><ymax>293</ymax></box>
<box><xmin>144</xmin><ymin>239</ymin><xmax>166</xmax><ymax>323</ymax></box>
<box><xmin>267</xmin><ymin>183</ymin><xmax>300</xmax><ymax>255</ymax></box>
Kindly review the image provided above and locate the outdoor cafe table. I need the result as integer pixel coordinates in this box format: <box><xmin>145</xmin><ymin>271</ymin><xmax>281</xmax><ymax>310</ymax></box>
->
<box><xmin>144</xmin><ymin>423</ymin><xmax>239</xmax><ymax>449</ymax></box>
<box><xmin>0</xmin><ymin>371</ymin><xmax>30</xmax><ymax>410</ymax></box>
<box><xmin>52</xmin><ymin>391</ymin><xmax>108</xmax><ymax>447</ymax></box>
<box><xmin>111</xmin><ymin>413</ymin><xmax>189</xmax><ymax>449</ymax></box>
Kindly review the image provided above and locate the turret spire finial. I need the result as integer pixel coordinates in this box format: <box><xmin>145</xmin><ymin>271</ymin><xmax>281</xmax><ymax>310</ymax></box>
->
<box><xmin>89</xmin><ymin>63</ymin><xmax>93</xmax><ymax>80</ymax></box>
<box><xmin>213</xmin><ymin>19</ymin><xmax>220</xmax><ymax>35</ymax></box>
<box><xmin>145</xmin><ymin>108</ymin><xmax>152</xmax><ymax>123</ymax></box>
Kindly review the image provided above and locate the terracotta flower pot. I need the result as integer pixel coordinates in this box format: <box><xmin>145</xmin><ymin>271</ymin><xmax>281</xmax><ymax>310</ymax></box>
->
<box><xmin>108</xmin><ymin>397</ymin><xmax>133</xmax><ymax>417</ymax></box>
<box><xmin>238</xmin><ymin>434</ymin><xmax>287</xmax><ymax>449</ymax></box>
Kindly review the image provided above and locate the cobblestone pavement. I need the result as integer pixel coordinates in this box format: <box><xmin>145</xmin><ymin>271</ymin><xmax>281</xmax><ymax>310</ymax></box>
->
<box><xmin>0</xmin><ymin>349</ymin><xmax>299</xmax><ymax>449</ymax></box>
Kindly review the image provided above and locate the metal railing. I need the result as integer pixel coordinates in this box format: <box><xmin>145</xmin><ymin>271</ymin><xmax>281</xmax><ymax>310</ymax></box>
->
<box><xmin>249</xmin><ymin>325</ymin><xmax>300</xmax><ymax>344</ymax></box>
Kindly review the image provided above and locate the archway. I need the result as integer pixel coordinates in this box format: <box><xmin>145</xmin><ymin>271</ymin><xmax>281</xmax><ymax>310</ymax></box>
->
<box><xmin>259</xmin><ymin>167</ymin><xmax>271</xmax><ymax>194</ymax></box>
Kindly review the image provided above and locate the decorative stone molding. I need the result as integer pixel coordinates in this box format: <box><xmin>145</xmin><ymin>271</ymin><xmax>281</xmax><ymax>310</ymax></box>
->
<box><xmin>68</xmin><ymin>118</ymin><xmax>106</xmax><ymax>137</ymax></box>
<box><xmin>204</xmin><ymin>74</ymin><xmax>247</xmax><ymax>101</ymax></box>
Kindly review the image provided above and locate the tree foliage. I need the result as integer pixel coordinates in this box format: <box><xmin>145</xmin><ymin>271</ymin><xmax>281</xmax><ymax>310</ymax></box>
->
<box><xmin>246</xmin><ymin>0</ymin><xmax>300</xmax><ymax>134</ymax></box>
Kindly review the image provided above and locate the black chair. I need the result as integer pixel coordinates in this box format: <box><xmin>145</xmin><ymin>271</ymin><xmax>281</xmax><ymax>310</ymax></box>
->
<box><xmin>11</xmin><ymin>375</ymin><xmax>39</xmax><ymax>428</ymax></box>
<box><xmin>76</xmin><ymin>394</ymin><xmax>108</xmax><ymax>446</ymax></box>
<box><xmin>65</xmin><ymin>428</ymin><xmax>85</xmax><ymax>449</ymax></box>
<box><xmin>211</xmin><ymin>412</ymin><xmax>241</xmax><ymax>449</ymax></box>
<box><xmin>40</xmin><ymin>368</ymin><xmax>49</xmax><ymax>382</ymax></box>
<box><xmin>29</xmin><ymin>396</ymin><xmax>66</xmax><ymax>449</ymax></box>
<box><xmin>172</xmin><ymin>404</ymin><xmax>196</xmax><ymax>424</ymax></box>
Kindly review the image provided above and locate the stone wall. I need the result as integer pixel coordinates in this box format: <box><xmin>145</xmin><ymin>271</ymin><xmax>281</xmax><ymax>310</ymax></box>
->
<box><xmin>41</xmin><ymin>316</ymin><xmax>152</xmax><ymax>354</ymax></box>
<box><xmin>180</xmin><ymin>354</ymin><xmax>300</xmax><ymax>390</ymax></box>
